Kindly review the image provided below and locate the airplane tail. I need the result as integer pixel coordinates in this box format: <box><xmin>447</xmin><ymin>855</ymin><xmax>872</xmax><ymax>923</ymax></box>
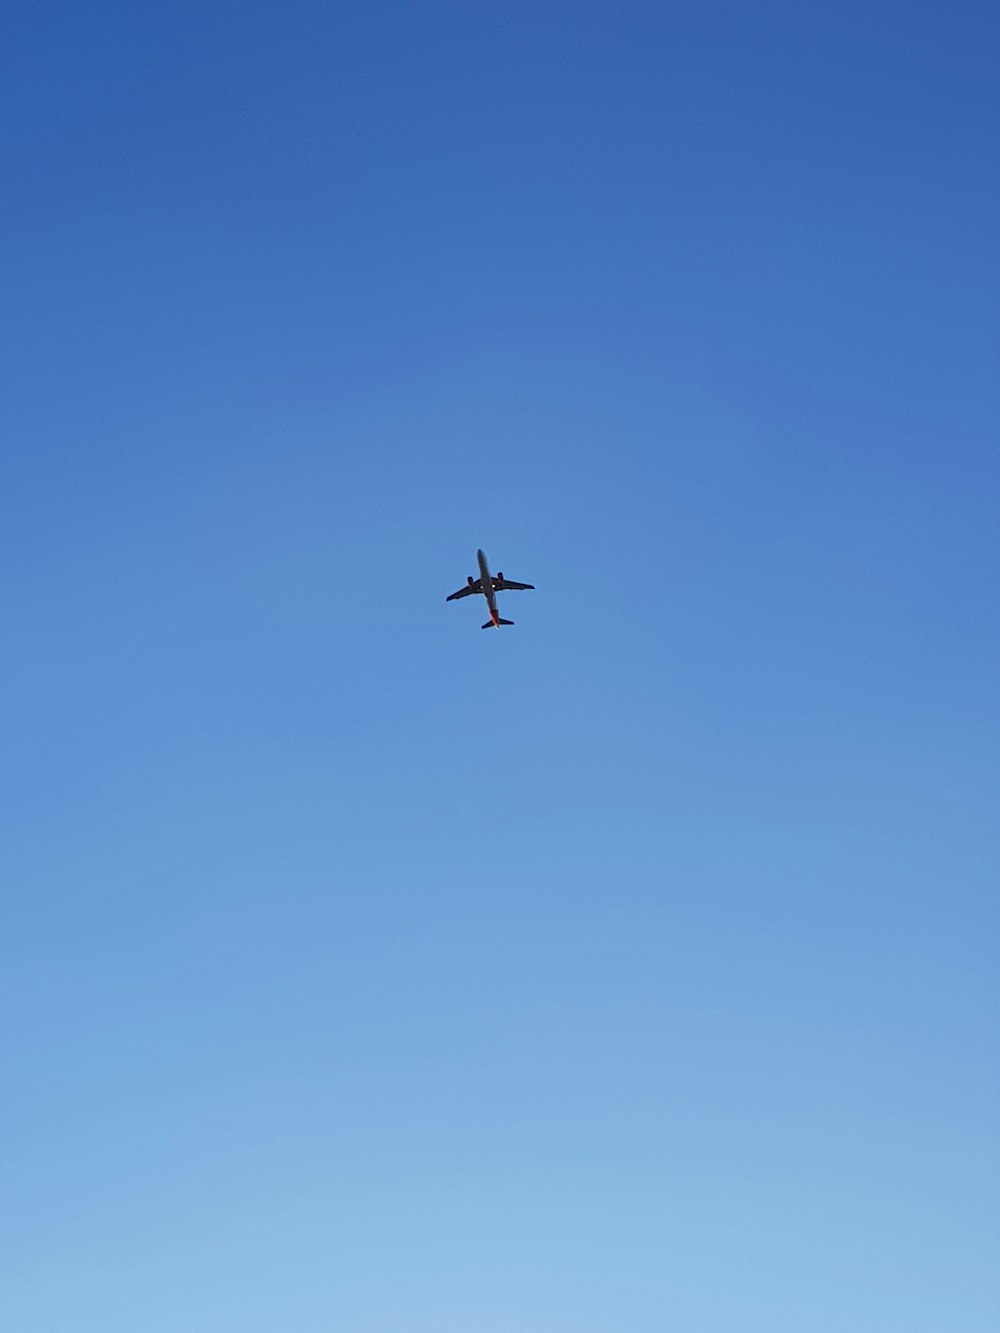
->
<box><xmin>482</xmin><ymin>618</ymin><xmax>514</xmax><ymax>629</ymax></box>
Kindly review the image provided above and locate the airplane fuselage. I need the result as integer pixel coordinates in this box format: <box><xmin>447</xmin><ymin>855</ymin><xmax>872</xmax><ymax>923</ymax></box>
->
<box><xmin>477</xmin><ymin>547</ymin><xmax>500</xmax><ymax>626</ymax></box>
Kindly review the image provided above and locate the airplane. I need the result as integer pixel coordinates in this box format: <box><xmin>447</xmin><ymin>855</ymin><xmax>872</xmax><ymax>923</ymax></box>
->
<box><xmin>446</xmin><ymin>548</ymin><xmax>535</xmax><ymax>628</ymax></box>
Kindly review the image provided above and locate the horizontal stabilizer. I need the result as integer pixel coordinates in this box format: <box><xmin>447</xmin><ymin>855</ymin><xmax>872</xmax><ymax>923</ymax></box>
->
<box><xmin>481</xmin><ymin>618</ymin><xmax>515</xmax><ymax>629</ymax></box>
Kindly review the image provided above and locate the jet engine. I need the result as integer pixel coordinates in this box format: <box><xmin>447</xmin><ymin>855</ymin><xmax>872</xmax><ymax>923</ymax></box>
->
<box><xmin>496</xmin><ymin>571</ymin><xmax>503</xmax><ymax>582</ymax></box>
<box><xmin>467</xmin><ymin>575</ymin><xmax>475</xmax><ymax>586</ymax></box>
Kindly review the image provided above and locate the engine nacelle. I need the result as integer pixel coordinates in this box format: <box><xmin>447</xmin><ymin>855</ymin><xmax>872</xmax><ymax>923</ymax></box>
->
<box><xmin>497</xmin><ymin>571</ymin><xmax>503</xmax><ymax>582</ymax></box>
<box><xmin>467</xmin><ymin>575</ymin><xmax>476</xmax><ymax>586</ymax></box>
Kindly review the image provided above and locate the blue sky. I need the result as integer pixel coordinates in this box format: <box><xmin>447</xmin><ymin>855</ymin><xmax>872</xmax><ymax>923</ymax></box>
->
<box><xmin>2</xmin><ymin>3</ymin><xmax>997</xmax><ymax>1329</ymax></box>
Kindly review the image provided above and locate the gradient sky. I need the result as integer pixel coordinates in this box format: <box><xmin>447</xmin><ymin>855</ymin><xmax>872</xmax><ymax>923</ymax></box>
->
<box><xmin>2</xmin><ymin>3</ymin><xmax>997</xmax><ymax>1330</ymax></box>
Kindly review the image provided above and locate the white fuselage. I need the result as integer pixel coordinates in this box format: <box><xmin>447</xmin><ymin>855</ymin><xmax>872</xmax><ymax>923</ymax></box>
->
<box><xmin>477</xmin><ymin>548</ymin><xmax>498</xmax><ymax>618</ymax></box>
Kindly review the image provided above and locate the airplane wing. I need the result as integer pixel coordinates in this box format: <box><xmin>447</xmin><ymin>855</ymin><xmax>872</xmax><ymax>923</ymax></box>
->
<box><xmin>492</xmin><ymin>578</ymin><xmax>535</xmax><ymax>591</ymax></box>
<box><xmin>446</xmin><ymin>580</ymin><xmax>483</xmax><ymax>601</ymax></box>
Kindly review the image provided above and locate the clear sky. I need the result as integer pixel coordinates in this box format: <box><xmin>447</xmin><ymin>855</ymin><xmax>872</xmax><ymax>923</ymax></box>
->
<box><xmin>2</xmin><ymin>3</ymin><xmax>997</xmax><ymax>1330</ymax></box>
